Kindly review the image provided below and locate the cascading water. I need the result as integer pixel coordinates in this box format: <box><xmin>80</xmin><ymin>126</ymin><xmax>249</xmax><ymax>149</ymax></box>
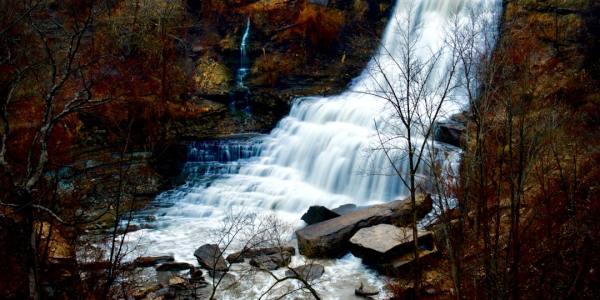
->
<box><xmin>128</xmin><ymin>0</ymin><xmax>500</xmax><ymax>298</ymax></box>
<box><xmin>231</xmin><ymin>18</ymin><xmax>252</xmax><ymax>112</ymax></box>
<box><xmin>236</xmin><ymin>18</ymin><xmax>251</xmax><ymax>88</ymax></box>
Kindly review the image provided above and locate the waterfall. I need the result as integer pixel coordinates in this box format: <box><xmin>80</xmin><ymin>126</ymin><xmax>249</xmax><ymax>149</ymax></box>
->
<box><xmin>132</xmin><ymin>1</ymin><xmax>500</xmax><ymax>297</ymax></box>
<box><xmin>169</xmin><ymin>0</ymin><xmax>498</xmax><ymax>213</ymax></box>
<box><xmin>236</xmin><ymin>18</ymin><xmax>251</xmax><ymax>88</ymax></box>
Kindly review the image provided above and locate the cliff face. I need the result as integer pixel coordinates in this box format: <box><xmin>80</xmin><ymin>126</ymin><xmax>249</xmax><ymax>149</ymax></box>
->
<box><xmin>166</xmin><ymin>0</ymin><xmax>392</xmax><ymax>138</ymax></box>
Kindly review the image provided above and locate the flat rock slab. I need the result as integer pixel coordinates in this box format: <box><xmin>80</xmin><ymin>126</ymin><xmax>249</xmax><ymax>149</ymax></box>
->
<box><xmin>285</xmin><ymin>264</ymin><xmax>325</xmax><ymax>281</ymax></box>
<box><xmin>296</xmin><ymin>195</ymin><xmax>432</xmax><ymax>258</ymax></box>
<box><xmin>349</xmin><ymin>224</ymin><xmax>433</xmax><ymax>263</ymax></box>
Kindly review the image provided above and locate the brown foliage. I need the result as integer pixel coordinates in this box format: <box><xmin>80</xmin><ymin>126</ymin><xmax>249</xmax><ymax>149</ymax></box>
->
<box><xmin>279</xmin><ymin>4</ymin><xmax>345</xmax><ymax>51</ymax></box>
<box><xmin>453</xmin><ymin>2</ymin><xmax>600</xmax><ymax>299</ymax></box>
<box><xmin>251</xmin><ymin>53</ymin><xmax>299</xmax><ymax>86</ymax></box>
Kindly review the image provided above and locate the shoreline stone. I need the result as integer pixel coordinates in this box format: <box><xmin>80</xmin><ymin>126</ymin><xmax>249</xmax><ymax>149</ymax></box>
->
<box><xmin>194</xmin><ymin>244</ymin><xmax>228</xmax><ymax>272</ymax></box>
<box><xmin>349</xmin><ymin>224</ymin><xmax>434</xmax><ymax>263</ymax></box>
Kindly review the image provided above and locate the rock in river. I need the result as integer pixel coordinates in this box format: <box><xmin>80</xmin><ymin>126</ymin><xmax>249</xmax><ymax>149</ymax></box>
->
<box><xmin>285</xmin><ymin>264</ymin><xmax>325</xmax><ymax>281</ymax></box>
<box><xmin>155</xmin><ymin>261</ymin><xmax>194</xmax><ymax>272</ymax></box>
<box><xmin>355</xmin><ymin>281</ymin><xmax>379</xmax><ymax>297</ymax></box>
<box><xmin>296</xmin><ymin>194</ymin><xmax>432</xmax><ymax>258</ymax></box>
<box><xmin>249</xmin><ymin>252</ymin><xmax>292</xmax><ymax>270</ymax></box>
<box><xmin>301</xmin><ymin>206</ymin><xmax>341</xmax><ymax>225</ymax></box>
<box><xmin>134</xmin><ymin>255</ymin><xmax>174</xmax><ymax>268</ymax></box>
<box><xmin>226</xmin><ymin>246</ymin><xmax>295</xmax><ymax>264</ymax></box>
<box><xmin>194</xmin><ymin>244</ymin><xmax>228</xmax><ymax>272</ymax></box>
<box><xmin>349</xmin><ymin>224</ymin><xmax>434</xmax><ymax>263</ymax></box>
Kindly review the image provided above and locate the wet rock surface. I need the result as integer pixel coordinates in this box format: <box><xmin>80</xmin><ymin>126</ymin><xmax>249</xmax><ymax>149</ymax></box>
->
<box><xmin>355</xmin><ymin>281</ymin><xmax>380</xmax><ymax>297</ymax></box>
<box><xmin>194</xmin><ymin>244</ymin><xmax>228</xmax><ymax>271</ymax></box>
<box><xmin>134</xmin><ymin>255</ymin><xmax>175</xmax><ymax>268</ymax></box>
<box><xmin>249</xmin><ymin>252</ymin><xmax>292</xmax><ymax>270</ymax></box>
<box><xmin>301</xmin><ymin>205</ymin><xmax>341</xmax><ymax>225</ymax></box>
<box><xmin>155</xmin><ymin>262</ymin><xmax>194</xmax><ymax>272</ymax></box>
<box><xmin>226</xmin><ymin>246</ymin><xmax>295</xmax><ymax>263</ymax></box>
<box><xmin>434</xmin><ymin>119</ymin><xmax>465</xmax><ymax>147</ymax></box>
<box><xmin>285</xmin><ymin>264</ymin><xmax>325</xmax><ymax>281</ymax></box>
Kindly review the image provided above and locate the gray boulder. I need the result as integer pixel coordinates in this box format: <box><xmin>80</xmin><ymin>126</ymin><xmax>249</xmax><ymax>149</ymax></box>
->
<box><xmin>194</xmin><ymin>244</ymin><xmax>228</xmax><ymax>271</ymax></box>
<box><xmin>285</xmin><ymin>264</ymin><xmax>325</xmax><ymax>281</ymax></box>
<box><xmin>301</xmin><ymin>206</ymin><xmax>340</xmax><ymax>225</ymax></box>
<box><xmin>296</xmin><ymin>194</ymin><xmax>432</xmax><ymax>258</ymax></box>
<box><xmin>226</xmin><ymin>246</ymin><xmax>295</xmax><ymax>264</ymax></box>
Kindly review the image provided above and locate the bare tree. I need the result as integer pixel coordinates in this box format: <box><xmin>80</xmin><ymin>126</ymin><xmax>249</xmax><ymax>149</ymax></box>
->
<box><xmin>419</xmin><ymin>7</ymin><xmax>500</xmax><ymax>299</ymax></box>
<box><xmin>360</xmin><ymin>2</ymin><xmax>460</xmax><ymax>294</ymax></box>
<box><xmin>0</xmin><ymin>2</ymin><xmax>114</xmax><ymax>298</ymax></box>
<box><xmin>202</xmin><ymin>210</ymin><xmax>321</xmax><ymax>300</ymax></box>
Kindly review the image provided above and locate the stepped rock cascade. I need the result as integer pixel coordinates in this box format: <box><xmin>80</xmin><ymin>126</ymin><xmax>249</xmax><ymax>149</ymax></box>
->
<box><xmin>169</xmin><ymin>0</ymin><xmax>498</xmax><ymax>212</ymax></box>
<box><xmin>131</xmin><ymin>0</ymin><xmax>500</xmax><ymax>298</ymax></box>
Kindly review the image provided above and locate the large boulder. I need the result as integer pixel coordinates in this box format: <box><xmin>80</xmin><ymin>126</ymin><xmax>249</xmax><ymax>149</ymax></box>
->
<box><xmin>301</xmin><ymin>206</ymin><xmax>340</xmax><ymax>225</ymax></box>
<box><xmin>226</xmin><ymin>246</ymin><xmax>295</xmax><ymax>264</ymax></box>
<box><xmin>285</xmin><ymin>264</ymin><xmax>325</xmax><ymax>281</ymax></box>
<box><xmin>194</xmin><ymin>244</ymin><xmax>228</xmax><ymax>272</ymax></box>
<box><xmin>349</xmin><ymin>224</ymin><xmax>434</xmax><ymax>263</ymax></box>
<box><xmin>296</xmin><ymin>194</ymin><xmax>432</xmax><ymax>258</ymax></box>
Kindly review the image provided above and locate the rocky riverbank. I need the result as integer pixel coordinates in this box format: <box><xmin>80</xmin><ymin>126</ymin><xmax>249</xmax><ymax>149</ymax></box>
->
<box><xmin>123</xmin><ymin>195</ymin><xmax>441</xmax><ymax>299</ymax></box>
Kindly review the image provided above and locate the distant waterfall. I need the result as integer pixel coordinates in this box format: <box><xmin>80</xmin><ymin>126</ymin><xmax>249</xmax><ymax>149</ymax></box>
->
<box><xmin>236</xmin><ymin>18</ymin><xmax>251</xmax><ymax>88</ymax></box>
